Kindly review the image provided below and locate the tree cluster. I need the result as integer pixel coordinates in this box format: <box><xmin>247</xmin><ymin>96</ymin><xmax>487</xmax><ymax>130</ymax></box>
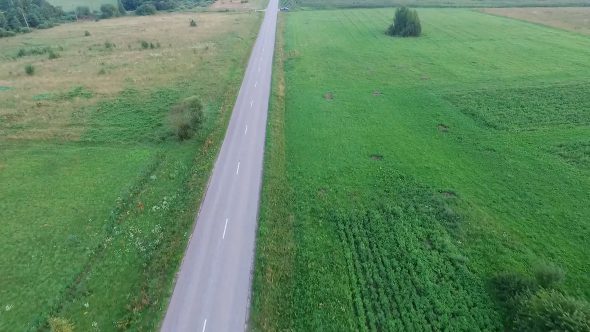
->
<box><xmin>0</xmin><ymin>0</ymin><xmax>207</xmax><ymax>37</ymax></box>
<box><xmin>121</xmin><ymin>0</ymin><xmax>177</xmax><ymax>12</ymax></box>
<box><xmin>0</xmin><ymin>0</ymin><xmax>64</xmax><ymax>34</ymax></box>
<box><xmin>387</xmin><ymin>7</ymin><xmax>421</xmax><ymax>37</ymax></box>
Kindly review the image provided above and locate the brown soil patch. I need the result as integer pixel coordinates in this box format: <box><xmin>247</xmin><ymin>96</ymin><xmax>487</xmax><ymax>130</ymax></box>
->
<box><xmin>370</xmin><ymin>154</ymin><xmax>383</xmax><ymax>160</ymax></box>
<box><xmin>481</xmin><ymin>7</ymin><xmax>590</xmax><ymax>36</ymax></box>
<box><xmin>372</xmin><ymin>90</ymin><xmax>383</xmax><ymax>96</ymax></box>
<box><xmin>323</xmin><ymin>92</ymin><xmax>333</xmax><ymax>100</ymax></box>
<box><xmin>437</xmin><ymin>124</ymin><xmax>449</xmax><ymax>132</ymax></box>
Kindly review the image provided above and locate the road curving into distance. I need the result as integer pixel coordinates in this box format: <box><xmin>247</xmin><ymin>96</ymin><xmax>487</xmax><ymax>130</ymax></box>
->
<box><xmin>161</xmin><ymin>0</ymin><xmax>278</xmax><ymax>330</ymax></box>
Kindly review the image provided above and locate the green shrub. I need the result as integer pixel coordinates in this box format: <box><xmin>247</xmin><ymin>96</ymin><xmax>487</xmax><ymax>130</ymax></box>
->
<box><xmin>84</xmin><ymin>30</ymin><xmax>91</xmax><ymax>36</ymax></box>
<box><xmin>104</xmin><ymin>41</ymin><xmax>115</xmax><ymax>49</ymax></box>
<box><xmin>387</xmin><ymin>7</ymin><xmax>421</xmax><ymax>37</ymax></box>
<box><xmin>100</xmin><ymin>4</ymin><xmax>120</xmax><ymax>18</ymax></box>
<box><xmin>491</xmin><ymin>271</ymin><xmax>537</xmax><ymax>305</ymax></box>
<box><xmin>140</xmin><ymin>40</ymin><xmax>149</xmax><ymax>49</ymax></box>
<box><xmin>0</xmin><ymin>28</ymin><xmax>17</xmax><ymax>38</ymax></box>
<box><xmin>535</xmin><ymin>263</ymin><xmax>566</xmax><ymax>289</ymax></box>
<box><xmin>190</xmin><ymin>19</ymin><xmax>197</xmax><ymax>27</ymax></box>
<box><xmin>48</xmin><ymin>50</ymin><xmax>60</xmax><ymax>59</ymax></box>
<box><xmin>135</xmin><ymin>3</ymin><xmax>157</xmax><ymax>16</ymax></box>
<box><xmin>37</xmin><ymin>22</ymin><xmax>55</xmax><ymax>29</ymax></box>
<box><xmin>48</xmin><ymin>317</ymin><xmax>74</xmax><ymax>332</ymax></box>
<box><xmin>514</xmin><ymin>289</ymin><xmax>590</xmax><ymax>331</ymax></box>
<box><xmin>168</xmin><ymin>96</ymin><xmax>204</xmax><ymax>141</ymax></box>
<box><xmin>25</xmin><ymin>64</ymin><xmax>35</xmax><ymax>75</ymax></box>
<box><xmin>76</xmin><ymin>6</ymin><xmax>91</xmax><ymax>17</ymax></box>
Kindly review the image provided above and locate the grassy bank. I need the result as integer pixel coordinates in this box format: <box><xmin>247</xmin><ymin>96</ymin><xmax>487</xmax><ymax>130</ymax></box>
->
<box><xmin>252</xmin><ymin>7</ymin><xmax>590</xmax><ymax>330</ymax></box>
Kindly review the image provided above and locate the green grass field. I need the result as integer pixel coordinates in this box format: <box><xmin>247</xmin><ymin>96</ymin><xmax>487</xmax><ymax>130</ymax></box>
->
<box><xmin>0</xmin><ymin>12</ymin><xmax>261</xmax><ymax>331</ymax></box>
<box><xmin>252</xmin><ymin>8</ymin><xmax>590</xmax><ymax>330</ymax></box>
<box><xmin>47</xmin><ymin>0</ymin><xmax>117</xmax><ymax>11</ymax></box>
<box><xmin>290</xmin><ymin>0</ymin><xmax>590</xmax><ymax>9</ymax></box>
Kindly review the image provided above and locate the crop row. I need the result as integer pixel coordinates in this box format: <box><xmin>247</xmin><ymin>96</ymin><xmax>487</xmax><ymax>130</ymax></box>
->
<box><xmin>329</xmin><ymin>175</ymin><xmax>500</xmax><ymax>330</ymax></box>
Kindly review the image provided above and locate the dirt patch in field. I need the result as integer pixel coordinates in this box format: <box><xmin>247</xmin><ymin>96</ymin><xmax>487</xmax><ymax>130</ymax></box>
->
<box><xmin>370</xmin><ymin>154</ymin><xmax>383</xmax><ymax>160</ymax></box>
<box><xmin>372</xmin><ymin>90</ymin><xmax>382</xmax><ymax>96</ymax></box>
<box><xmin>481</xmin><ymin>7</ymin><xmax>590</xmax><ymax>35</ymax></box>
<box><xmin>323</xmin><ymin>92</ymin><xmax>333</xmax><ymax>100</ymax></box>
<box><xmin>437</xmin><ymin>124</ymin><xmax>449</xmax><ymax>132</ymax></box>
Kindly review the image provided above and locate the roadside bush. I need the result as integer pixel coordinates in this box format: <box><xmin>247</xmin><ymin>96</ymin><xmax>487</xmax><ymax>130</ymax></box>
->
<box><xmin>168</xmin><ymin>96</ymin><xmax>204</xmax><ymax>141</ymax></box>
<box><xmin>135</xmin><ymin>3</ymin><xmax>157</xmax><ymax>15</ymax></box>
<box><xmin>387</xmin><ymin>7</ymin><xmax>421</xmax><ymax>37</ymax></box>
<box><xmin>25</xmin><ymin>64</ymin><xmax>35</xmax><ymax>75</ymax></box>
<box><xmin>100</xmin><ymin>4</ymin><xmax>120</xmax><ymax>18</ymax></box>
<box><xmin>514</xmin><ymin>289</ymin><xmax>590</xmax><ymax>331</ymax></box>
<box><xmin>535</xmin><ymin>263</ymin><xmax>565</xmax><ymax>289</ymax></box>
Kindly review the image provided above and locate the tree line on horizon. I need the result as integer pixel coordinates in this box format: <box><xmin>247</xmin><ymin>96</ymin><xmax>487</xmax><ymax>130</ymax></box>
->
<box><xmin>0</xmin><ymin>0</ymin><xmax>208</xmax><ymax>37</ymax></box>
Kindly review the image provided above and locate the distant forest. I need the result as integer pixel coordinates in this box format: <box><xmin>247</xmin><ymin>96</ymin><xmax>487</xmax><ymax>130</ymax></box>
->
<box><xmin>0</xmin><ymin>0</ymin><xmax>65</xmax><ymax>35</ymax></box>
<box><xmin>0</xmin><ymin>0</ymin><xmax>208</xmax><ymax>37</ymax></box>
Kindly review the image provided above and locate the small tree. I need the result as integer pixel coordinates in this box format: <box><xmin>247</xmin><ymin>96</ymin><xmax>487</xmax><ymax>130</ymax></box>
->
<box><xmin>75</xmin><ymin>6</ymin><xmax>91</xmax><ymax>18</ymax></box>
<box><xmin>135</xmin><ymin>3</ymin><xmax>157</xmax><ymax>16</ymax></box>
<box><xmin>100</xmin><ymin>4</ymin><xmax>120</xmax><ymax>18</ymax></box>
<box><xmin>25</xmin><ymin>64</ymin><xmax>35</xmax><ymax>75</ymax></box>
<box><xmin>0</xmin><ymin>12</ymin><xmax>6</xmax><ymax>29</ymax></box>
<box><xmin>190</xmin><ymin>19</ymin><xmax>197</xmax><ymax>27</ymax></box>
<box><xmin>168</xmin><ymin>96</ymin><xmax>204</xmax><ymax>141</ymax></box>
<box><xmin>387</xmin><ymin>7</ymin><xmax>421</xmax><ymax>37</ymax></box>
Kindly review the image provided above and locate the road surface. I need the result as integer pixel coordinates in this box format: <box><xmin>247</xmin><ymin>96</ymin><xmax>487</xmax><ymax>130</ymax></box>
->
<box><xmin>161</xmin><ymin>1</ymin><xmax>278</xmax><ymax>331</ymax></box>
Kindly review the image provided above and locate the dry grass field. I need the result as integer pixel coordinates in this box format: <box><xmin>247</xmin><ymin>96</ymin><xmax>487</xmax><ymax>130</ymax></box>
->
<box><xmin>482</xmin><ymin>7</ymin><xmax>590</xmax><ymax>35</ymax></box>
<box><xmin>0</xmin><ymin>12</ymin><xmax>251</xmax><ymax>141</ymax></box>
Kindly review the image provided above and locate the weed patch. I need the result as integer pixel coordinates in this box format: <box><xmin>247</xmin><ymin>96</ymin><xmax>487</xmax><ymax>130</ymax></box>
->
<box><xmin>446</xmin><ymin>83</ymin><xmax>590</xmax><ymax>130</ymax></box>
<box><xmin>552</xmin><ymin>140</ymin><xmax>590</xmax><ymax>168</ymax></box>
<box><xmin>331</xmin><ymin>172</ymin><xmax>499</xmax><ymax>330</ymax></box>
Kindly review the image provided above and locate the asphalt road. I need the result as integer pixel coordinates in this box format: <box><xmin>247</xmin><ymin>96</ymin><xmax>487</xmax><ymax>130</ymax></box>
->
<box><xmin>161</xmin><ymin>1</ymin><xmax>278</xmax><ymax>331</ymax></box>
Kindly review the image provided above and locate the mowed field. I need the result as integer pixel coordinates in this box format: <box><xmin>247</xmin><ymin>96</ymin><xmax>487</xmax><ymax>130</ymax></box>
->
<box><xmin>483</xmin><ymin>7</ymin><xmax>590</xmax><ymax>35</ymax></box>
<box><xmin>252</xmin><ymin>8</ymin><xmax>590</xmax><ymax>330</ymax></box>
<box><xmin>0</xmin><ymin>11</ymin><xmax>260</xmax><ymax>331</ymax></box>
